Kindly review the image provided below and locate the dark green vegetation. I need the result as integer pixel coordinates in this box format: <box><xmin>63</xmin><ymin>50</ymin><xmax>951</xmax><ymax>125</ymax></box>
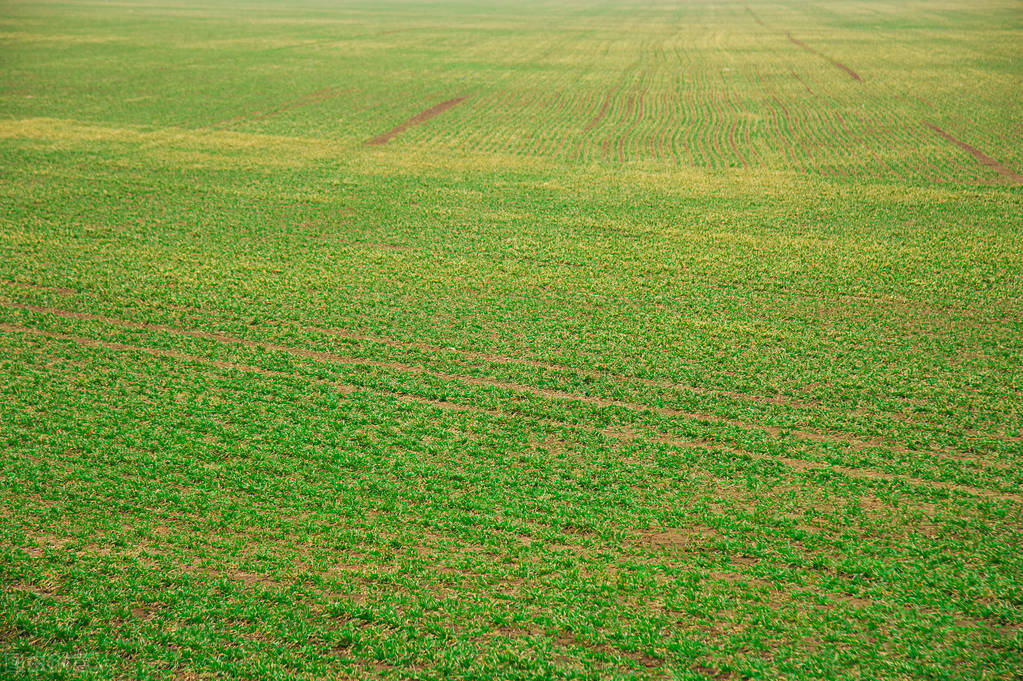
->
<box><xmin>1</xmin><ymin>0</ymin><xmax>1021</xmax><ymax>679</ymax></box>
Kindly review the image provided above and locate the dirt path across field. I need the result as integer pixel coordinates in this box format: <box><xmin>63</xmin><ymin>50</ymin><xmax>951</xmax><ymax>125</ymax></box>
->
<box><xmin>787</xmin><ymin>32</ymin><xmax>861</xmax><ymax>82</ymax></box>
<box><xmin>924</xmin><ymin>122</ymin><xmax>1023</xmax><ymax>183</ymax></box>
<box><xmin>367</xmin><ymin>96</ymin><xmax>468</xmax><ymax>145</ymax></box>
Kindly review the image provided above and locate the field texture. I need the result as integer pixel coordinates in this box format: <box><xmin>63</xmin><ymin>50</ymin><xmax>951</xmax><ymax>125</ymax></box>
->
<box><xmin>1</xmin><ymin>0</ymin><xmax>1022</xmax><ymax>679</ymax></box>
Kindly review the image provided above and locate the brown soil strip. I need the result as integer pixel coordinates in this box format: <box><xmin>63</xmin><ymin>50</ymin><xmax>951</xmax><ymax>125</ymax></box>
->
<box><xmin>924</xmin><ymin>122</ymin><xmax>1023</xmax><ymax>184</ymax></box>
<box><xmin>366</xmin><ymin>96</ymin><xmax>468</xmax><ymax>145</ymax></box>
<box><xmin>747</xmin><ymin>6</ymin><xmax>766</xmax><ymax>26</ymax></box>
<box><xmin>1</xmin><ymin>279</ymin><xmax>75</xmax><ymax>295</ymax></box>
<box><xmin>633</xmin><ymin>526</ymin><xmax>717</xmax><ymax>551</ymax></box>
<box><xmin>966</xmin><ymin>428</ymin><xmax>1023</xmax><ymax>443</ymax></box>
<box><xmin>787</xmin><ymin>33</ymin><xmax>861</xmax><ymax>82</ymax></box>
<box><xmin>2</xmin><ymin>319</ymin><xmax>1017</xmax><ymax>505</ymax></box>
<box><xmin>703</xmin><ymin>87</ymin><xmax>728</xmax><ymax>168</ymax></box>
<box><xmin>789</xmin><ymin>68</ymin><xmax>814</xmax><ymax>95</ymax></box>
<box><xmin>2</xmin><ymin>301</ymin><xmax>1007</xmax><ymax>475</ymax></box>
<box><xmin>2</xmin><ymin>286</ymin><xmax>800</xmax><ymax>410</ymax></box>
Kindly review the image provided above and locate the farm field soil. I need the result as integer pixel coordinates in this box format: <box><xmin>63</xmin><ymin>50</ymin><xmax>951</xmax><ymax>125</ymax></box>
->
<box><xmin>0</xmin><ymin>0</ymin><xmax>1021</xmax><ymax>679</ymax></box>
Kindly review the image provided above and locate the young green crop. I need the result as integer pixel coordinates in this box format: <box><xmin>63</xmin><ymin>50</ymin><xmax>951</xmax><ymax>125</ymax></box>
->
<box><xmin>1</xmin><ymin>0</ymin><xmax>1021</xmax><ymax>679</ymax></box>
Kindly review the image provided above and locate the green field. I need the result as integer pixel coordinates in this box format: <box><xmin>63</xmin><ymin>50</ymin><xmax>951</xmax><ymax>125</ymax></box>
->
<box><xmin>1</xmin><ymin>0</ymin><xmax>1021</xmax><ymax>679</ymax></box>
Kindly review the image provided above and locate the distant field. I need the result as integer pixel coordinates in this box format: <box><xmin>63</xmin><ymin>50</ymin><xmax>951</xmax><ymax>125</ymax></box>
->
<box><xmin>1</xmin><ymin>0</ymin><xmax>1021</xmax><ymax>679</ymax></box>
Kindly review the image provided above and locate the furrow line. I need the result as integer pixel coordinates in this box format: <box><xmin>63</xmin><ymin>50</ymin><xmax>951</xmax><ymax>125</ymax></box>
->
<box><xmin>720</xmin><ymin>77</ymin><xmax>746</xmax><ymax>168</ymax></box>
<box><xmin>1</xmin><ymin>300</ymin><xmax>1011</xmax><ymax>474</ymax></box>
<box><xmin>0</xmin><ymin>322</ymin><xmax>352</xmax><ymax>391</ymax></box>
<box><xmin>583</xmin><ymin>92</ymin><xmax>614</xmax><ymax>132</ymax></box>
<box><xmin>1</xmin><ymin>279</ymin><xmax>75</xmax><ymax>295</ymax></box>
<box><xmin>753</xmin><ymin>66</ymin><xmax>800</xmax><ymax>170</ymax></box>
<box><xmin>312</xmin><ymin>324</ymin><xmax>811</xmax><ymax>409</ymax></box>
<box><xmin>3</xmin><ymin>321</ymin><xmax>1018</xmax><ymax>506</ymax></box>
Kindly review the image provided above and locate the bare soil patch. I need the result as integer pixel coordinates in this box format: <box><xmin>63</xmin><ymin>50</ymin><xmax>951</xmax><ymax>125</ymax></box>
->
<box><xmin>693</xmin><ymin>664</ymin><xmax>733</xmax><ymax>680</ymax></box>
<box><xmin>634</xmin><ymin>526</ymin><xmax>717</xmax><ymax>553</ymax></box>
<box><xmin>11</xmin><ymin>583</ymin><xmax>65</xmax><ymax>601</ymax></box>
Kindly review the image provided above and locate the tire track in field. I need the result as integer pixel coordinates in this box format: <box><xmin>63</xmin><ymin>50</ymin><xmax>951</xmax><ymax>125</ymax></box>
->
<box><xmin>689</xmin><ymin>442</ymin><xmax>1022</xmax><ymax>505</ymax></box>
<box><xmin>5</xmin><ymin>293</ymin><xmax>805</xmax><ymax>412</ymax></box>
<box><xmin>746</xmin><ymin>9</ymin><xmax>1016</xmax><ymax>184</ymax></box>
<box><xmin>15</xmin><ymin>287</ymin><xmax>1015</xmax><ymax>452</ymax></box>
<box><xmin>366</xmin><ymin>96</ymin><xmax>469</xmax><ymax>145</ymax></box>
<box><xmin>786</xmin><ymin>33</ymin><xmax>861</xmax><ymax>82</ymax></box>
<box><xmin>4</xmin><ymin>298</ymin><xmax>1011</xmax><ymax>468</ymax></box>
<box><xmin>1</xmin><ymin>300</ymin><xmax>1013</xmax><ymax>479</ymax></box>
<box><xmin>313</xmin><ymin>325</ymin><xmax>811</xmax><ymax>408</ymax></box>
<box><xmin>0</xmin><ymin>322</ymin><xmax>353</xmax><ymax>391</ymax></box>
<box><xmin>789</xmin><ymin>68</ymin><xmax>814</xmax><ymax>95</ymax></box>
<box><xmin>3</xmin><ymin>321</ymin><xmax>1018</xmax><ymax>505</ymax></box>
<box><xmin>777</xmin><ymin>44</ymin><xmax>910</xmax><ymax>180</ymax></box>
<box><xmin>744</xmin><ymin>8</ymin><xmax>885</xmax><ymax>178</ymax></box>
<box><xmin>3</xmin><ymin>319</ymin><xmax>1018</xmax><ymax>503</ymax></box>
<box><xmin>745</xmin><ymin>5</ymin><xmax>861</xmax><ymax>82</ymax></box>
<box><xmin>923</xmin><ymin>122</ymin><xmax>1023</xmax><ymax>184</ymax></box>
